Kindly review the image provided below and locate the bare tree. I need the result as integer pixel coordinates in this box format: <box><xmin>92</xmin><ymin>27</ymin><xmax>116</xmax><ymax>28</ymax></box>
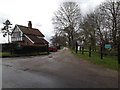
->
<box><xmin>80</xmin><ymin>12</ymin><xmax>98</xmax><ymax>50</ymax></box>
<box><xmin>98</xmin><ymin>0</ymin><xmax>120</xmax><ymax>47</ymax></box>
<box><xmin>80</xmin><ymin>0</ymin><xmax>120</xmax><ymax>49</ymax></box>
<box><xmin>52</xmin><ymin>2</ymin><xmax>81</xmax><ymax>48</ymax></box>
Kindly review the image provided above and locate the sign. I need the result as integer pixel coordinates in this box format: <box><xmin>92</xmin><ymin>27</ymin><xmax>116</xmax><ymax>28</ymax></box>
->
<box><xmin>105</xmin><ymin>44</ymin><xmax>111</xmax><ymax>49</ymax></box>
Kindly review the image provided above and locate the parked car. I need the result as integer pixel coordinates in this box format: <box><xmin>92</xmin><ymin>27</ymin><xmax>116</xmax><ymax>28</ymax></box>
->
<box><xmin>49</xmin><ymin>45</ymin><xmax>57</xmax><ymax>52</ymax></box>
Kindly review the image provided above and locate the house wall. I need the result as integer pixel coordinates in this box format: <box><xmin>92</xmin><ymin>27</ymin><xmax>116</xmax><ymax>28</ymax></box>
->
<box><xmin>24</xmin><ymin>36</ymin><xmax>34</xmax><ymax>46</ymax></box>
<box><xmin>18</xmin><ymin>36</ymin><xmax>34</xmax><ymax>46</ymax></box>
<box><xmin>19</xmin><ymin>37</ymin><xmax>46</xmax><ymax>46</ymax></box>
<box><xmin>12</xmin><ymin>35</ymin><xmax>47</xmax><ymax>46</ymax></box>
<box><xmin>11</xmin><ymin>26</ymin><xmax>23</xmax><ymax>42</ymax></box>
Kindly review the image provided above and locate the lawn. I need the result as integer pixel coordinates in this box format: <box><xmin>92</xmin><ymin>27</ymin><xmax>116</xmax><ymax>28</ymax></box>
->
<box><xmin>70</xmin><ymin>48</ymin><xmax>118</xmax><ymax>70</ymax></box>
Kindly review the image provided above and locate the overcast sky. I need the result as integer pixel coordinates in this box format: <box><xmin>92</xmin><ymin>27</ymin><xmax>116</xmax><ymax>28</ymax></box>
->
<box><xmin>0</xmin><ymin>0</ymin><xmax>105</xmax><ymax>43</ymax></box>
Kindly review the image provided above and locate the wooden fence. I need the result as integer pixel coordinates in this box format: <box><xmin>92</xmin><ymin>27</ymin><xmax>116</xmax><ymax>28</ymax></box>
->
<box><xmin>75</xmin><ymin>42</ymin><xmax>120</xmax><ymax>63</ymax></box>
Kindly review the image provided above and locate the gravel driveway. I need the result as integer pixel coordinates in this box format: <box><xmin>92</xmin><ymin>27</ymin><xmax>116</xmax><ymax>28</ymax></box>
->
<box><xmin>2</xmin><ymin>48</ymin><xmax>118</xmax><ymax>88</ymax></box>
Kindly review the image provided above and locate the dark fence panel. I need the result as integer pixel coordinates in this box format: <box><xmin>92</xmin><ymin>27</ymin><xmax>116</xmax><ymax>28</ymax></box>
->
<box><xmin>1</xmin><ymin>43</ymin><xmax>48</xmax><ymax>54</ymax></box>
<box><xmin>1</xmin><ymin>43</ymin><xmax>17</xmax><ymax>52</ymax></box>
<box><xmin>13</xmin><ymin>46</ymin><xmax>48</xmax><ymax>54</ymax></box>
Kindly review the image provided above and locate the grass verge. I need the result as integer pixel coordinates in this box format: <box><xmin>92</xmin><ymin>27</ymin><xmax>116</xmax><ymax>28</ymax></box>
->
<box><xmin>70</xmin><ymin>48</ymin><xmax>118</xmax><ymax>70</ymax></box>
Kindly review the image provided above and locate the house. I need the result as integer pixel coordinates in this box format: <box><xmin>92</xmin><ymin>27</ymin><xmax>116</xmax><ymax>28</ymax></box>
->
<box><xmin>11</xmin><ymin>21</ymin><xmax>49</xmax><ymax>46</ymax></box>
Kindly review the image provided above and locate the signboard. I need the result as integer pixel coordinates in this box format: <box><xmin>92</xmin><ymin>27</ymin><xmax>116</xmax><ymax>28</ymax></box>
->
<box><xmin>105</xmin><ymin>44</ymin><xmax>111</xmax><ymax>49</ymax></box>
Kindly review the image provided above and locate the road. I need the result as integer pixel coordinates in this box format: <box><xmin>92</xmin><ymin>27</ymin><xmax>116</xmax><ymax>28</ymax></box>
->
<box><xmin>2</xmin><ymin>48</ymin><xmax>118</xmax><ymax>88</ymax></box>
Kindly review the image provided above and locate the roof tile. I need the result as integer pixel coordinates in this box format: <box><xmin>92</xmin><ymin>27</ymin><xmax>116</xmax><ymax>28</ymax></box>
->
<box><xmin>17</xmin><ymin>25</ymin><xmax>44</xmax><ymax>37</ymax></box>
<box><xmin>27</xmin><ymin>35</ymin><xmax>48</xmax><ymax>44</ymax></box>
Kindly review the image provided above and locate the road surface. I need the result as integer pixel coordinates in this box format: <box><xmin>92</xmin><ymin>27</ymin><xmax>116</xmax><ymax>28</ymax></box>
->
<box><xmin>2</xmin><ymin>48</ymin><xmax>118</xmax><ymax>88</ymax></box>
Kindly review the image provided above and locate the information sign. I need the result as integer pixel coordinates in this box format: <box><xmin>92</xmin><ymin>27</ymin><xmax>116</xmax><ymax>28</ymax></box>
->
<box><xmin>105</xmin><ymin>44</ymin><xmax>111</xmax><ymax>49</ymax></box>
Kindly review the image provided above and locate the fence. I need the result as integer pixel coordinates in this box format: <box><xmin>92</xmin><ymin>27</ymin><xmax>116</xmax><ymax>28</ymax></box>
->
<box><xmin>14</xmin><ymin>45</ymin><xmax>49</xmax><ymax>54</ymax></box>
<box><xmin>1</xmin><ymin>43</ymin><xmax>49</xmax><ymax>54</ymax></box>
<box><xmin>1</xmin><ymin>43</ymin><xmax>17</xmax><ymax>52</ymax></box>
<box><xmin>75</xmin><ymin>42</ymin><xmax>120</xmax><ymax>62</ymax></box>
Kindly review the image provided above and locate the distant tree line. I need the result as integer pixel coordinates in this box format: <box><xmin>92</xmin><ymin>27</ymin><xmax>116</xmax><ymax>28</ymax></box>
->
<box><xmin>51</xmin><ymin>0</ymin><xmax>120</xmax><ymax>50</ymax></box>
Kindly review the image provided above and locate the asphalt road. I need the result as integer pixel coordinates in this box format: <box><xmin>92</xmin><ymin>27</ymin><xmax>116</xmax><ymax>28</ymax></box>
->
<box><xmin>2</xmin><ymin>48</ymin><xmax>118</xmax><ymax>88</ymax></box>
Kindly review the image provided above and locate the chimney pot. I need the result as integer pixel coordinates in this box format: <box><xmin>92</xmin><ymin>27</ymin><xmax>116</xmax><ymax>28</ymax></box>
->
<box><xmin>28</xmin><ymin>21</ymin><xmax>32</xmax><ymax>29</ymax></box>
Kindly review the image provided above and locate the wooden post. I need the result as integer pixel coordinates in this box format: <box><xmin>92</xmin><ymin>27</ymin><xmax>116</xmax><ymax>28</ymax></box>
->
<box><xmin>100</xmin><ymin>45</ymin><xmax>103</xmax><ymax>59</ymax></box>
<box><xmin>118</xmin><ymin>44</ymin><xmax>120</xmax><ymax>64</ymax></box>
<box><xmin>47</xmin><ymin>43</ymin><xmax>49</xmax><ymax>54</ymax></box>
<box><xmin>89</xmin><ymin>46</ymin><xmax>91</xmax><ymax>57</ymax></box>
<box><xmin>76</xmin><ymin>42</ymin><xmax>78</xmax><ymax>53</ymax></box>
<box><xmin>82</xmin><ymin>47</ymin><xmax>84</xmax><ymax>55</ymax></box>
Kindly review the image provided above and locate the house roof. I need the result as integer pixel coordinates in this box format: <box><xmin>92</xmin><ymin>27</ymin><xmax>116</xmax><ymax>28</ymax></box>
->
<box><xmin>16</xmin><ymin>25</ymin><xmax>45</xmax><ymax>37</ymax></box>
<box><xmin>12</xmin><ymin>24</ymin><xmax>49</xmax><ymax>45</ymax></box>
<box><xmin>26</xmin><ymin>35</ymin><xmax>49</xmax><ymax>44</ymax></box>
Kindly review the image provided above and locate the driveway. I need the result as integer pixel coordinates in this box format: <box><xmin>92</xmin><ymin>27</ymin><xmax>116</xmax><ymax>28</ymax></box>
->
<box><xmin>2</xmin><ymin>48</ymin><xmax>118</xmax><ymax>88</ymax></box>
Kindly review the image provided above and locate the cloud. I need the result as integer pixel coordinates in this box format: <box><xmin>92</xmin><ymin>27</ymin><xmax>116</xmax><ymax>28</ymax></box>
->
<box><xmin>0</xmin><ymin>13</ymin><xmax>8</xmax><ymax>25</ymax></box>
<box><xmin>34</xmin><ymin>24</ymin><xmax>42</xmax><ymax>27</ymax></box>
<box><xmin>0</xmin><ymin>0</ymin><xmax>105</xmax><ymax>43</ymax></box>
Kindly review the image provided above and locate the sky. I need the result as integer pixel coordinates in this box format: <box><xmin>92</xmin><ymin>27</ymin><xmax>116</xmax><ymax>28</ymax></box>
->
<box><xmin>0</xmin><ymin>0</ymin><xmax>105</xmax><ymax>43</ymax></box>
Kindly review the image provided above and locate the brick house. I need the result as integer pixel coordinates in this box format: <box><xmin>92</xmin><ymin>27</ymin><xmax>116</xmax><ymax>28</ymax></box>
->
<box><xmin>11</xmin><ymin>21</ymin><xmax>49</xmax><ymax>46</ymax></box>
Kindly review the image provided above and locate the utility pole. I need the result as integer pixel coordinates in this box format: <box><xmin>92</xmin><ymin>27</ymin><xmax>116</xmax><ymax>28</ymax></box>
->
<box><xmin>1</xmin><ymin>20</ymin><xmax>12</xmax><ymax>43</ymax></box>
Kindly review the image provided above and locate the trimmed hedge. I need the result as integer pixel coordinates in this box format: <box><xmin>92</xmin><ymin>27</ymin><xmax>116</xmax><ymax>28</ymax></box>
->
<box><xmin>1</xmin><ymin>43</ymin><xmax>17</xmax><ymax>52</ymax></box>
<box><xmin>14</xmin><ymin>45</ymin><xmax>48</xmax><ymax>54</ymax></box>
<box><xmin>1</xmin><ymin>43</ymin><xmax>48</xmax><ymax>54</ymax></box>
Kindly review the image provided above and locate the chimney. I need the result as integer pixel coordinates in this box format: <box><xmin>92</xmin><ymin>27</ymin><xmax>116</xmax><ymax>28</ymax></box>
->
<box><xmin>28</xmin><ymin>21</ymin><xmax>32</xmax><ymax>29</ymax></box>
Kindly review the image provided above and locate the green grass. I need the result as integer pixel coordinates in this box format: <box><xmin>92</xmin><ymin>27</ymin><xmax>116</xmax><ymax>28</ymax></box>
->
<box><xmin>0</xmin><ymin>52</ymin><xmax>49</xmax><ymax>58</ymax></box>
<box><xmin>70</xmin><ymin>48</ymin><xmax>118</xmax><ymax>70</ymax></box>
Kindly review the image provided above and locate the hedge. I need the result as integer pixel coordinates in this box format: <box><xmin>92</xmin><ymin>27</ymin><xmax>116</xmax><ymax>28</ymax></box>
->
<box><xmin>1</xmin><ymin>43</ymin><xmax>17</xmax><ymax>52</ymax></box>
<box><xmin>14</xmin><ymin>45</ymin><xmax>48</xmax><ymax>54</ymax></box>
<box><xmin>1</xmin><ymin>43</ymin><xmax>48</xmax><ymax>54</ymax></box>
